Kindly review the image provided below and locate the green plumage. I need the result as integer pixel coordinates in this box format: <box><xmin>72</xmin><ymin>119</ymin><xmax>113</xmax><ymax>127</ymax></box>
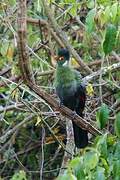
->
<box><xmin>54</xmin><ymin>65</ymin><xmax>82</xmax><ymax>90</ymax></box>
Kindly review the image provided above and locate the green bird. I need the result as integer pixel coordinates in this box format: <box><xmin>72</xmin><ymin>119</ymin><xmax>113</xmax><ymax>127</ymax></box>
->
<box><xmin>54</xmin><ymin>48</ymin><xmax>88</xmax><ymax>148</ymax></box>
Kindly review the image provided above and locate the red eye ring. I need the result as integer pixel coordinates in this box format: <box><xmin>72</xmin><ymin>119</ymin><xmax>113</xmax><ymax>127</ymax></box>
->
<box><xmin>59</xmin><ymin>56</ymin><xmax>64</xmax><ymax>61</ymax></box>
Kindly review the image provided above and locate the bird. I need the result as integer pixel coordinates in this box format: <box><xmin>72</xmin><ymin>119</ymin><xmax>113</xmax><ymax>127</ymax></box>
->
<box><xmin>54</xmin><ymin>48</ymin><xmax>88</xmax><ymax>148</ymax></box>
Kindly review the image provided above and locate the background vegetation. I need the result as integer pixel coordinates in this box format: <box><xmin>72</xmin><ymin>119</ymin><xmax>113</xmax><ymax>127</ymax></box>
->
<box><xmin>0</xmin><ymin>0</ymin><xmax>120</xmax><ymax>179</ymax></box>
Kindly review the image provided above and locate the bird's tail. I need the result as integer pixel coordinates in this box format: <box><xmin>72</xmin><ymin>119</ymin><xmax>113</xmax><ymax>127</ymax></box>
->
<box><xmin>72</xmin><ymin>122</ymin><xmax>88</xmax><ymax>148</ymax></box>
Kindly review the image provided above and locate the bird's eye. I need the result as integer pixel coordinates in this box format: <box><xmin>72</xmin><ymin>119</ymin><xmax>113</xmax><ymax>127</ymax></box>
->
<box><xmin>59</xmin><ymin>56</ymin><xmax>64</xmax><ymax>61</ymax></box>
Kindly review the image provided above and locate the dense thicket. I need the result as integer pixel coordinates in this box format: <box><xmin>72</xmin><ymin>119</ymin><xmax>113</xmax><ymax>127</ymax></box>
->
<box><xmin>0</xmin><ymin>0</ymin><xmax>120</xmax><ymax>179</ymax></box>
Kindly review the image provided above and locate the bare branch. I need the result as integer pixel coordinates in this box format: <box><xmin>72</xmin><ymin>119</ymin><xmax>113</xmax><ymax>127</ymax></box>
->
<box><xmin>17</xmin><ymin>0</ymin><xmax>34</xmax><ymax>83</ymax></box>
<box><xmin>41</xmin><ymin>0</ymin><xmax>92</xmax><ymax>74</ymax></box>
<box><xmin>83</xmin><ymin>62</ymin><xmax>120</xmax><ymax>82</ymax></box>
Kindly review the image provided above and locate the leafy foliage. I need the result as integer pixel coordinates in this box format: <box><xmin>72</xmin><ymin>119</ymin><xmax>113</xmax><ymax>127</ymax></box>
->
<box><xmin>85</xmin><ymin>8</ymin><xmax>96</xmax><ymax>33</ymax></box>
<box><xmin>58</xmin><ymin>135</ymin><xmax>120</xmax><ymax>180</ymax></box>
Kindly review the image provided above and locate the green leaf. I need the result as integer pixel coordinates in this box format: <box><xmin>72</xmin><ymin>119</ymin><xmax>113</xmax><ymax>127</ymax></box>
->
<box><xmin>69</xmin><ymin>157</ymin><xmax>80</xmax><ymax>168</ymax></box>
<box><xmin>87</xmin><ymin>0</ymin><xmax>94</xmax><ymax>9</ymax></box>
<box><xmin>100</xmin><ymin>157</ymin><xmax>109</xmax><ymax>172</ymax></box>
<box><xmin>103</xmin><ymin>24</ymin><xmax>117</xmax><ymax>55</ymax></box>
<box><xmin>97</xmin><ymin>7</ymin><xmax>110</xmax><ymax>27</ymax></box>
<box><xmin>37</xmin><ymin>0</ymin><xmax>41</xmax><ymax>12</ymax></box>
<box><xmin>94</xmin><ymin>166</ymin><xmax>105</xmax><ymax>180</ymax></box>
<box><xmin>57</xmin><ymin>172</ymin><xmax>77</xmax><ymax>180</ymax></box>
<box><xmin>69</xmin><ymin>4</ymin><xmax>78</xmax><ymax>17</ymax></box>
<box><xmin>115</xmin><ymin>31</ymin><xmax>120</xmax><ymax>51</ymax></box>
<box><xmin>0</xmin><ymin>41</ymin><xmax>9</xmax><ymax>57</ymax></box>
<box><xmin>83</xmin><ymin>151</ymin><xmax>99</xmax><ymax>170</ymax></box>
<box><xmin>111</xmin><ymin>3</ymin><xmax>118</xmax><ymax>22</ymax></box>
<box><xmin>64</xmin><ymin>0</ymin><xmax>76</xmax><ymax>3</ymax></box>
<box><xmin>96</xmin><ymin>0</ymin><xmax>111</xmax><ymax>6</ymax></box>
<box><xmin>117</xmin><ymin>5</ymin><xmax>120</xmax><ymax>23</ymax></box>
<box><xmin>104</xmin><ymin>6</ymin><xmax>111</xmax><ymax>23</ymax></box>
<box><xmin>9</xmin><ymin>0</ymin><xmax>16</xmax><ymax>6</ymax></box>
<box><xmin>69</xmin><ymin>157</ymin><xmax>85</xmax><ymax>179</ymax></box>
<box><xmin>85</xmin><ymin>8</ymin><xmax>96</xmax><ymax>33</ymax></box>
<box><xmin>96</xmin><ymin>134</ymin><xmax>108</xmax><ymax>158</ymax></box>
<box><xmin>113</xmin><ymin>160</ymin><xmax>120</xmax><ymax>178</ymax></box>
<box><xmin>96</xmin><ymin>103</ymin><xmax>109</xmax><ymax>129</ymax></box>
<box><xmin>107</xmin><ymin>135</ymin><xmax>116</xmax><ymax>146</ymax></box>
<box><xmin>10</xmin><ymin>170</ymin><xmax>27</xmax><ymax>180</ymax></box>
<box><xmin>114</xmin><ymin>142</ymin><xmax>120</xmax><ymax>159</ymax></box>
<box><xmin>114</xmin><ymin>113</ymin><xmax>120</xmax><ymax>138</ymax></box>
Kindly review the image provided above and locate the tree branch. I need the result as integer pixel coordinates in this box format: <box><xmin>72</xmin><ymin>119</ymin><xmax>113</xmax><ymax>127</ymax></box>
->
<box><xmin>83</xmin><ymin>62</ymin><xmax>120</xmax><ymax>82</ymax></box>
<box><xmin>17</xmin><ymin>1</ymin><xmax>34</xmax><ymax>83</ymax></box>
<box><xmin>17</xmin><ymin>0</ymin><xmax>101</xmax><ymax>143</ymax></box>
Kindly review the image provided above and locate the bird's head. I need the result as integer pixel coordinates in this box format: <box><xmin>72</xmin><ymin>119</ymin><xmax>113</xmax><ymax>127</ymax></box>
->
<box><xmin>55</xmin><ymin>48</ymin><xmax>70</xmax><ymax>66</ymax></box>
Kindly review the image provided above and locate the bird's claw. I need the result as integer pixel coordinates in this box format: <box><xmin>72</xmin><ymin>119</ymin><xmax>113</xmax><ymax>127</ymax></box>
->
<box><xmin>59</xmin><ymin>101</ymin><xmax>64</xmax><ymax>108</ymax></box>
<box><xmin>56</xmin><ymin>101</ymin><xmax>63</xmax><ymax>111</ymax></box>
<box><xmin>71</xmin><ymin>111</ymin><xmax>77</xmax><ymax>119</ymax></box>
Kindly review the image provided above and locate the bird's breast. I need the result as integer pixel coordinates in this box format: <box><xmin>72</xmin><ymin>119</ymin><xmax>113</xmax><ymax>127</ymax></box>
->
<box><xmin>56</xmin><ymin>81</ymin><xmax>77</xmax><ymax>99</ymax></box>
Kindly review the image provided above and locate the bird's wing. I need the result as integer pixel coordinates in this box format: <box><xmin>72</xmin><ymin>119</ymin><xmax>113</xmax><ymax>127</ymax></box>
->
<box><xmin>74</xmin><ymin>69</ymin><xmax>86</xmax><ymax>116</ymax></box>
<box><xmin>76</xmin><ymin>84</ymin><xmax>86</xmax><ymax>109</ymax></box>
<box><xmin>73</xmin><ymin>69</ymin><xmax>82</xmax><ymax>83</ymax></box>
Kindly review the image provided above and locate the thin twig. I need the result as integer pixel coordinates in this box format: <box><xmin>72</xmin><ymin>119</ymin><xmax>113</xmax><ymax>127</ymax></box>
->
<box><xmin>41</xmin><ymin>0</ymin><xmax>92</xmax><ymax>74</ymax></box>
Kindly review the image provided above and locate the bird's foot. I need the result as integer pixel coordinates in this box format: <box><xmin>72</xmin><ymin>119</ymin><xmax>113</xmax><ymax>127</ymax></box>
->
<box><xmin>71</xmin><ymin>111</ymin><xmax>77</xmax><ymax>119</ymax></box>
<box><xmin>59</xmin><ymin>101</ymin><xmax>64</xmax><ymax>108</ymax></box>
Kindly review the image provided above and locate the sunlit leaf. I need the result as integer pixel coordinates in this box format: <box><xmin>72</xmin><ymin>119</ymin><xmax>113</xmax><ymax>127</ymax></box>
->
<box><xmin>6</xmin><ymin>45</ymin><xmax>14</xmax><ymax>61</ymax></box>
<box><xmin>71</xmin><ymin>57</ymin><xmax>79</xmax><ymax>68</ymax></box>
<box><xmin>100</xmin><ymin>157</ymin><xmax>109</xmax><ymax>172</ymax></box>
<box><xmin>83</xmin><ymin>151</ymin><xmax>99</xmax><ymax>170</ymax></box>
<box><xmin>96</xmin><ymin>8</ymin><xmax>110</xmax><ymax>27</ymax></box>
<box><xmin>87</xmin><ymin>0</ymin><xmax>94</xmax><ymax>9</ymax></box>
<box><xmin>111</xmin><ymin>3</ymin><xmax>118</xmax><ymax>22</ymax></box>
<box><xmin>85</xmin><ymin>8</ymin><xmax>96</xmax><ymax>33</ymax></box>
<box><xmin>69</xmin><ymin>157</ymin><xmax>80</xmax><ymax>168</ymax></box>
<box><xmin>11</xmin><ymin>88</ymin><xmax>20</xmax><ymax>102</ymax></box>
<box><xmin>35</xmin><ymin>116</ymin><xmax>42</xmax><ymax>126</ymax></box>
<box><xmin>64</xmin><ymin>0</ymin><xmax>76</xmax><ymax>3</ymax></box>
<box><xmin>86</xmin><ymin>83</ymin><xmax>94</xmax><ymax>96</ymax></box>
<box><xmin>69</xmin><ymin>4</ymin><xmax>78</xmax><ymax>17</ymax></box>
<box><xmin>0</xmin><ymin>2</ymin><xmax>7</xmax><ymax>10</ymax></box>
<box><xmin>104</xmin><ymin>6</ymin><xmax>111</xmax><ymax>23</ymax></box>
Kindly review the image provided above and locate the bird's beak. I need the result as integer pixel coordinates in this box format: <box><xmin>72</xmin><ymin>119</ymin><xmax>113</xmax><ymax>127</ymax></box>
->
<box><xmin>54</xmin><ymin>56</ymin><xmax>59</xmax><ymax>61</ymax></box>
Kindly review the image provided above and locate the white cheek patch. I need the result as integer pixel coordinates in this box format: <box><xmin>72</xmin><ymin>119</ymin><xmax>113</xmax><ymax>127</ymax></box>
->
<box><xmin>63</xmin><ymin>61</ymin><xmax>68</xmax><ymax>66</ymax></box>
